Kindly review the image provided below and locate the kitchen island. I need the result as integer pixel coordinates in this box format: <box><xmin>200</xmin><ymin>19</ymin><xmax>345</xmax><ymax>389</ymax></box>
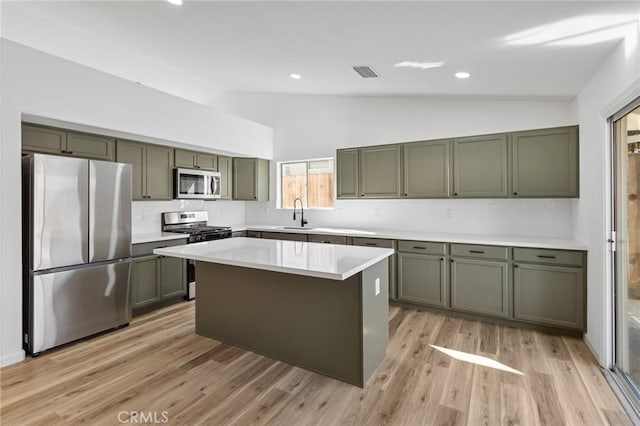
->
<box><xmin>154</xmin><ymin>237</ymin><xmax>394</xmax><ymax>387</ymax></box>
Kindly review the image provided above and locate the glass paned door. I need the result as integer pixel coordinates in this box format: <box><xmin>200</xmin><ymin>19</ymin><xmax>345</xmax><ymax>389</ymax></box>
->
<box><xmin>614</xmin><ymin>102</ymin><xmax>640</xmax><ymax>398</ymax></box>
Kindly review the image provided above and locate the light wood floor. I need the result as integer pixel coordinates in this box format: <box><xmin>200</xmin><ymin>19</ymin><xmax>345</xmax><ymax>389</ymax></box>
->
<box><xmin>0</xmin><ymin>302</ymin><xmax>630</xmax><ymax>425</ymax></box>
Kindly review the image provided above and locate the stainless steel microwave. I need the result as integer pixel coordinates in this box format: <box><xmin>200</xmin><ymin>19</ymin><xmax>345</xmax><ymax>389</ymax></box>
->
<box><xmin>174</xmin><ymin>168</ymin><xmax>221</xmax><ymax>200</ymax></box>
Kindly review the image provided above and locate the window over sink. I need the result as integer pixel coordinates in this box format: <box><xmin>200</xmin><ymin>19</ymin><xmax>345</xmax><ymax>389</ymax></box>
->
<box><xmin>278</xmin><ymin>158</ymin><xmax>335</xmax><ymax>209</ymax></box>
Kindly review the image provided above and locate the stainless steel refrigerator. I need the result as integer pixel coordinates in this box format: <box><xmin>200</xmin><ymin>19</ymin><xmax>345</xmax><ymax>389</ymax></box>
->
<box><xmin>22</xmin><ymin>153</ymin><xmax>132</xmax><ymax>355</ymax></box>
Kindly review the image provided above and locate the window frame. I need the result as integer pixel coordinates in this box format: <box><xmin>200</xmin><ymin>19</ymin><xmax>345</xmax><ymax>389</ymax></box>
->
<box><xmin>277</xmin><ymin>157</ymin><xmax>336</xmax><ymax>210</ymax></box>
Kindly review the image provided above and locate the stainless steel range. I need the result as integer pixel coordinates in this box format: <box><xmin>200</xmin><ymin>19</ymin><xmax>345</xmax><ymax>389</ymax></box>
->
<box><xmin>162</xmin><ymin>211</ymin><xmax>232</xmax><ymax>299</ymax></box>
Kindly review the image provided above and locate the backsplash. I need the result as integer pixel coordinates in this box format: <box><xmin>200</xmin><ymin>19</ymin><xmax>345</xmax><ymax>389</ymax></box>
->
<box><xmin>132</xmin><ymin>200</ymin><xmax>246</xmax><ymax>234</ymax></box>
<box><xmin>245</xmin><ymin>198</ymin><xmax>576</xmax><ymax>239</ymax></box>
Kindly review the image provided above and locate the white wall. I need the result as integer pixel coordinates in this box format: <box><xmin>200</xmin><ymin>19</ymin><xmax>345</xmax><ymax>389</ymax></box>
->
<box><xmin>213</xmin><ymin>93</ymin><xmax>578</xmax><ymax>238</ymax></box>
<box><xmin>132</xmin><ymin>200</ymin><xmax>246</xmax><ymax>234</ymax></box>
<box><xmin>573</xmin><ymin>31</ymin><xmax>640</xmax><ymax>365</ymax></box>
<box><xmin>0</xmin><ymin>40</ymin><xmax>273</xmax><ymax>366</ymax></box>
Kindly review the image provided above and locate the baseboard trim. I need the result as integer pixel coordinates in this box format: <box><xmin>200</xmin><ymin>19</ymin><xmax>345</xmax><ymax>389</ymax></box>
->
<box><xmin>1</xmin><ymin>349</ymin><xmax>25</xmax><ymax>367</ymax></box>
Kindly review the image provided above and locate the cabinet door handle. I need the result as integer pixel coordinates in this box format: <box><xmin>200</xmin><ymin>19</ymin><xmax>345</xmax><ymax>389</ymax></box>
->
<box><xmin>413</xmin><ymin>246</ymin><xmax>426</xmax><ymax>250</ymax></box>
<box><xmin>513</xmin><ymin>192</ymin><xmax>518</xmax><ymax>196</ymax></box>
<box><xmin>514</xmin><ymin>264</ymin><xmax>519</xmax><ymax>268</ymax></box>
<box><xmin>453</xmin><ymin>193</ymin><xmax>458</xmax><ymax>196</ymax></box>
<box><xmin>440</xmin><ymin>258</ymin><xmax>444</xmax><ymax>261</ymax></box>
<box><xmin>365</xmin><ymin>243</ymin><xmax>378</xmax><ymax>246</ymax></box>
<box><xmin>469</xmin><ymin>250</ymin><xmax>485</xmax><ymax>254</ymax></box>
<box><xmin>67</xmin><ymin>151</ymin><xmax>73</xmax><ymax>155</ymax></box>
<box><xmin>537</xmin><ymin>255</ymin><xmax>556</xmax><ymax>259</ymax></box>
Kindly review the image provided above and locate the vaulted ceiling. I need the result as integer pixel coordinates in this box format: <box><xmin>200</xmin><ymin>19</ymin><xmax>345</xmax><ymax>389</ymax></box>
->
<box><xmin>2</xmin><ymin>1</ymin><xmax>639</xmax><ymax>105</ymax></box>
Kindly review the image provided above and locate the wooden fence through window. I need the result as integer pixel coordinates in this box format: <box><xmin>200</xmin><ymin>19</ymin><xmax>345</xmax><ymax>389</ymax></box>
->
<box><xmin>282</xmin><ymin>173</ymin><xmax>334</xmax><ymax>208</ymax></box>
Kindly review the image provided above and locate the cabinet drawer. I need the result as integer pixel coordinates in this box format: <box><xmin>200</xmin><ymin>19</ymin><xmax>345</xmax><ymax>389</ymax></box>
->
<box><xmin>351</xmin><ymin>237</ymin><xmax>395</xmax><ymax>249</ymax></box>
<box><xmin>450</xmin><ymin>244</ymin><xmax>508</xmax><ymax>260</ymax></box>
<box><xmin>513</xmin><ymin>248</ymin><xmax>584</xmax><ymax>267</ymax></box>
<box><xmin>308</xmin><ymin>234</ymin><xmax>347</xmax><ymax>245</ymax></box>
<box><xmin>246</xmin><ymin>231</ymin><xmax>262</xmax><ymax>238</ymax></box>
<box><xmin>133</xmin><ymin>238</ymin><xmax>188</xmax><ymax>257</ymax></box>
<box><xmin>398</xmin><ymin>240</ymin><xmax>446</xmax><ymax>255</ymax></box>
<box><xmin>261</xmin><ymin>232</ymin><xmax>308</xmax><ymax>242</ymax></box>
<box><xmin>232</xmin><ymin>231</ymin><xmax>247</xmax><ymax>238</ymax></box>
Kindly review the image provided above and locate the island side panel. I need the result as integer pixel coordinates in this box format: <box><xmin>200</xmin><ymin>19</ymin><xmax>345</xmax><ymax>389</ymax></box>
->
<box><xmin>361</xmin><ymin>259</ymin><xmax>389</xmax><ymax>384</ymax></box>
<box><xmin>195</xmin><ymin>262</ymin><xmax>365</xmax><ymax>386</ymax></box>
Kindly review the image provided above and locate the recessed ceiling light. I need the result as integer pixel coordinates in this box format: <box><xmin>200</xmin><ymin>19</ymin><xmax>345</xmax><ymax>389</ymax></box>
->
<box><xmin>166</xmin><ymin>0</ymin><xmax>182</xmax><ymax>5</ymax></box>
<box><xmin>455</xmin><ymin>72</ymin><xmax>471</xmax><ymax>79</ymax></box>
<box><xmin>394</xmin><ymin>61</ymin><xmax>444</xmax><ymax>70</ymax></box>
<box><xmin>290</xmin><ymin>74</ymin><xmax>302</xmax><ymax>80</ymax></box>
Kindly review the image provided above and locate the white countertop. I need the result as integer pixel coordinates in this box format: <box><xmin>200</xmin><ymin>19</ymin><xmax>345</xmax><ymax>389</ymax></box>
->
<box><xmin>132</xmin><ymin>232</ymin><xmax>190</xmax><ymax>245</ymax></box>
<box><xmin>233</xmin><ymin>225</ymin><xmax>587</xmax><ymax>251</ymax></box>
<box><xmin>153</xmin><ymin>237</ymin><xmax>394</xmax><ymax>280</ymax></box>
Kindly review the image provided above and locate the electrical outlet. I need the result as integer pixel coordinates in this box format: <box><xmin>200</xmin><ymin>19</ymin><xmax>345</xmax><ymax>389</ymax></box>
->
<box><xmin>445</xmin><ymin>208</ymin><xmax>452</xmax><ymax>219</ymax></box>
<box><xmin>374</xmin><ymin>208</ymin><xmax>381</xmax><ymax>217</ymax></box>
<box><xmin>375</xmin><ymin>278</ymin><xmax>380</xmax><ymax>295</ymax></box>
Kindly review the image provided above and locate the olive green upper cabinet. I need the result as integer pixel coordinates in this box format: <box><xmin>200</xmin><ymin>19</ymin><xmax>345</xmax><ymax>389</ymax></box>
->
<box><xmin>175</xmin><ymin>149</ymin><xmax>217</xmax><ymax>171</ymax></box>
<box><xmin>511</xmin><ymin>126</ymin><xmax>579</xmax><ymax>198</ymax></box>
<box><xmin>66</xmin><ymin>131</ymin><xmax>115</xmax><ymax>161</ymax></box>
<box><xmin>116</xmin><ymin>140</ymin><xmax>146</xmax><ymax>200</ymax></box>
<box><xmin>403</xmin><ymin>140</ymin><xmax>450</xmax><ymax>198</ymax></box>
<box><xmin>174</xmin><ymin>149</ymin><xmax>197</xmax><ymax>168</ymax></box>
<box><xmin>452</xmin><ymin>134</ymin><xmax>508</xmax><ymax>198</ymax></box>
<box><xmin>22</xmin><ymin>124</ymin><xmax>67</xmax><ymax>154</ymax></box>
<box><xmin>22</xmin><ymin>124</ymin><xmax>115</xmax><ymax>161</ymax></box>
<box><xmin>116</xmin><ymin>140</ymin><xmax>174</xmax><ymax>200</ymax></box>
<box><xmin>233</xmin><ymin>158</ymin><xmax>269</xmax><ymax>201</ymax></box>
<box><xmin>145</xmin><ymin>145</ymin><xmax>174</xmax><ymax>200</ymax></box>
<box><xmin>217</xmin><ymin>155</ymin><xmax>233</xmax><ymax>200</ymax></box>
<box><xmin>359</xmin><ymin>144</ymin><xmax>402</xmax><ymax>198</ymax></box>
<box><xmin>336</xmin><ymin>149</ymin><xmax>359</xmax><ymax>199</ymax></box>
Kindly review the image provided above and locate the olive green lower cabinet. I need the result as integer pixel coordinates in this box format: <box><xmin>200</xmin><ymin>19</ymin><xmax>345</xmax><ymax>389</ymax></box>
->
<box><xmin>131</xmin><ymin>239</ymin><xmax>187</xmax><ymax>315</ymax></box>
<box><xmin>450</xmin><ymin>257</ymin><xmax>509</xmax><ymax>318</ymax></box>
<box><xmin>397</xmin><ymin>240</ymin><xmax>448</xmax><ymax>307</ymax></box>
<box><xmin>449</xmin><ymin>243</ymin><xmax>509</xmax><ymax>318</ymax></box>
<box><xmin>512</xmin><ymin>248</ymin><xmax>585</xmax><ymax>330</ymax></box>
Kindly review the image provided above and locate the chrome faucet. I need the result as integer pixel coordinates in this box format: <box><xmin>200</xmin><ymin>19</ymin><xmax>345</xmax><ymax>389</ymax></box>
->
<box><xmin>292</xmin><ymin>197</ymin><xmax>308</xmax><ymax>227</ymax></box>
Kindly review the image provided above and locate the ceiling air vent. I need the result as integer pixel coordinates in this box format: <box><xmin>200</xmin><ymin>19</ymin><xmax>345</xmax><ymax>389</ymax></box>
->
<box><xmin>353</xmin><ymin>66</ymin><xmax>379</xmax><ymax>78</ymax></box>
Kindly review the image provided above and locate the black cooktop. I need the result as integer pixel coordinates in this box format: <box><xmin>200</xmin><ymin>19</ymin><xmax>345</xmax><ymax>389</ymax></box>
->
<box><xmin>167</xmin><ymin>225</ymin><xmax>231</xmax><ymax>235</ymax></box>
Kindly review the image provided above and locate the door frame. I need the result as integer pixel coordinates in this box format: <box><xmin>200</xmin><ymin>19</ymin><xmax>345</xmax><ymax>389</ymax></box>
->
<box><xmin>606</xmin><ymin>91</ymin><xmax>640</xmax><ymax>421</ymax></box>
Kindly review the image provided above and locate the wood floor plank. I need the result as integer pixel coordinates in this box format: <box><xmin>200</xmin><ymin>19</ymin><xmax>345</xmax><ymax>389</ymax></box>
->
<box><xmin>537</xmin><ymin>333</ymin><xmax>571</xmax><ymax>361</ymax></box>
<box><xmin>527</xmin><ymin>371</ymin><xmax>566</xmax><ymax>426</ymax></box>
<box><xmin>520</xmin><ymin>328</ymin><xmax>551</xmax><ymax>374</ymax></box>
<box><xmin>501</xmin><ymin>382</ymin><xmax>535</xmax><ymax>426</ymax></box>
<box><xmin>479</xmin><ymin>321</ymin><xmax>499</xmax><ymax>355</ymax></box>
<box><xmin>547</xmin><ymin>357</ymin><xmax>603</xmax><ymax>425</ymax></box>
<box><xmin>468</xmin><ymin>364</ymin><xmax>502</xmax><ymax>426</ymax></box>
<box><xmin>0</xmin><ymin>301</ymin><xmax>629</xmax><ymax>426</ymax></box>
<box><xmin>439</xmin><ymin>323</ymin><xmax>478</xmax><ymax>415</ymax></box>
<box><xmin>498</xmin><ymin>326</ymin><xmax>526</xmax><ymax>387</ymax></box>
<box><xmin>564</xmin><ymin>336</ymin><xmax>629</xmax><ymax>421</ymax></box>
<box><xmin>430</xmin><ymin>404</ymin><xmax>466</xmax><ymax>426</ymax></box>
<box><xmin>427</xmin><ymin>316</ymin><xmax>462</xmax><ymax>368</ymax></box>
